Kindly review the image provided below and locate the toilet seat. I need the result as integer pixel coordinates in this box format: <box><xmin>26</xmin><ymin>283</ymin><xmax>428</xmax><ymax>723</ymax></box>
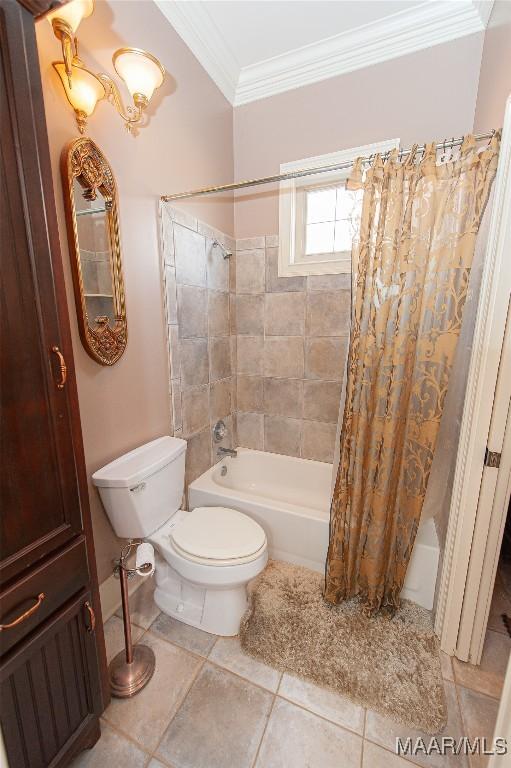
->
<box><xmin>170</xmin><ymin>506</ymin><xmax>267</xmax><ymax>566</ymax></box>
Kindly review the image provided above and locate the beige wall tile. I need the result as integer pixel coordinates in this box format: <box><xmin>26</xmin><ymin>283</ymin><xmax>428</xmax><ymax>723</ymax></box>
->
<box><xmin>211</xmin><ymin>414</ymin><xmax>234</xmax><ymax>463</ymax></box>
<box><xmin>237</xmin><ymin>335</ymin><xmax>264</xmax><ymax>375</ymax></box>
<box><xmin>265</xmin><ymin>247</ymin><xmax>306</xmax><ymax>293</ymax></box>
<box><xmin>264</xmin><ymin>415</ymin><xmax>301</xmax><ymax>457</ymax></box>
<box><xmin>237</xmin><ymin>375</ymin><xmax>264</xmax><ymax>412</ymax></box>
<box><xmin>177</xmin><ymin>284</ymin><xmax>207</xmax><ymax>338</ymax></box>
<box><xmin>182</xmin><ymin>385</ymin><xmax>210</xmax><ymax>437</ymax></box>
<box><xmin>236</xmin><ymin>295</ymin><xmax>264</xmax><ymax>335</ymax></box>
<box><xmin>306</xmin><ymin>290</ymin><xmax>351</xmax><ymax>336</ymax></box>
<box><xmin>263</xmin><ymin>378</ymin><xmax>303</xmax><ymax>419</ymax></box>
<box><xmin>206</xmin><ymin>240</ymin><xmax>230</xmax><ymax>291</ymax></box>
<box><xmin>164</xmin><ymin>265</ymin><xmax>178</xmax><ymax>324</ymax></box>
<box><xmin>265</xmin><ymin>292</ymin><xmax>306</xmax><ymax>336</ymax></box>
<box><xmin>171</xmin><ymin>382</ymin><xmax>182</xmax><ymax>431</ymax></box>
<box><xmin>305</xmin><ymin>337</ymin><xmax>347</xmax><ymax>381</ymax></box>
<box><xmin>265</xmin><ymin>235</ymin><xmax>279</xmax><ymax>248</ymax></box>
<box><xmin>170</xmin><ymin>208</ymin><xmax>197</xmax><ymax>232</ymax></box>
<box><xmin>169</xmin><ymin>325</ymin><xmax>181</xmax><ymax>382</ymax></box>
<box><xmin>264</xmin><ymin>337</ymin><xmax>304</xmax><ymax>379</ymax></box>
<box><xmin>236</xmin><ymin>249</ymin><xmax>265</xmax><ymax>294</ymax></box>
<box><xmin>208</xmin><ymin>290</ymin><xmax>230</xmax><ymax>336</ymax></box>
<box><xmin>303</xmin><ymin>381</ymin><xmax>342</xmax><ymax>423</ymax></box>
<box><xmin>210</xmin><ymin>337</ymin><xmax>232</xmax><ymax>381</ymax></box>
<box><xmin>185</xmin><ymin>428</ymin><xmax>211</xmax><ymax>484</ymax></box>
<box><xmin>181</xmin><ymin>338</ymin><xmax>209</xmax><ymax>386</ymax></box>
<box><xmin>301</xmin><ymin>420</ymin><xmax>337</xmax><ymax>463</ymax></box>
<box><xmin>229</xmin><ymin>256</ymin><xmax>236</xmax><ymax>292</ymax></box>
<box><xmin>210</xmin><ymin>377</ymin><xmax>232</xmax><ymax>423</ymax></box>
<box><xmin>237</xmin><ymin>412</ymin><xmax>264</xmax><ymax>450</ymax></box>
<box><xmin>307</xmin><ymin>274</ymin><xmax>351</xmax><ymax>291</ymax></box>
<box><xmin>237</xmin><ymin>236</ymin><xmax>266</xmax><ymax>250</ymax></box>
<box><xmin>174</xmin><ymin>224</ymin><xmax>206</xmax><ymax>287</ymax></box>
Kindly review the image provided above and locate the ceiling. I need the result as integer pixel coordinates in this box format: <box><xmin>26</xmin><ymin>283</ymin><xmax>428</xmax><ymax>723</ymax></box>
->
<box><xmin>154</xmin><ymin>0</ymin><xmax>494</xmax><ymax>106</ymax></box>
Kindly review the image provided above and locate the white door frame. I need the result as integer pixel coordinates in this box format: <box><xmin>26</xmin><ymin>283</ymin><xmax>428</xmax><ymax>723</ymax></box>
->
<box><xmin>435</xmin><ymin>95</ymin><xmax>511</xmax><ymax>659</ymax></box>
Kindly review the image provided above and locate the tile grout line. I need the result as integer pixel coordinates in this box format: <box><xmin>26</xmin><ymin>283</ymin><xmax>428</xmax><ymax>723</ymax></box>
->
<box><xmin>249</xmin><ymin>690</ymin><xmax>278</xmax><ymax>768</ymax></box>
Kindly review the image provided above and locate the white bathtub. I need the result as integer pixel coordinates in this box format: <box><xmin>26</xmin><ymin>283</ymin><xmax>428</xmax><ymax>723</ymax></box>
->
<box><xmin>188</xmin><ymin>448</ymin><xmax>440</xmax><ymax>611</ymax></box>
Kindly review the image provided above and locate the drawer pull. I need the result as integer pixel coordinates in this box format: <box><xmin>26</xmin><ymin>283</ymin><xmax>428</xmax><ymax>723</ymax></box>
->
<box><xmin>51</xmin><ymin>345</ymin><xmax>67</xmax><ymax>389</ymax></box>
<box><xmin>0</xmin><ymin>593</ymin><xmax>45</xmax><ymax>631</ymax></box>
<box><xmin>84</xmin><ymin>601</ymin><xmax>96</xmax><ymax>632</ymax></box>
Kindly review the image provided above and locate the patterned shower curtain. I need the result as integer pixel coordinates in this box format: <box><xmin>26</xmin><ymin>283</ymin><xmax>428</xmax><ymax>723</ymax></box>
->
<box><xmin>324</xmin><ymin>134</ymin><xmax>500</xmax><ymax>613</ymax></box>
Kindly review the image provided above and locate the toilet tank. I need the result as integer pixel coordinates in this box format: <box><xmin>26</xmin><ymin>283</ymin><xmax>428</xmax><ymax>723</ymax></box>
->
<box><xmin>92</xmin><ymin>436</ymin><xmax>187</xmax><ymax>539</ymax></box>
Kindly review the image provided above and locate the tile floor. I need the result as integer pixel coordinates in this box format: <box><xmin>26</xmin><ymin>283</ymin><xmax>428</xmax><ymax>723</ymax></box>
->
<box><xmin>71</xmin><ymin>577</ymin><xmax>510</xmax><ymax>768</ymax></box>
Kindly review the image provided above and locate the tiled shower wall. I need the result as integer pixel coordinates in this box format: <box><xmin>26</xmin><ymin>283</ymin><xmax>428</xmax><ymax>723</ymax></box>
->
<box><xmin>234</xmin><ymin>236</ymin><xmax>350</xmax><ymax>464</ymax></box>
<box><xmin>160</xmin><ymin>205</ymin><xmax>236</xmax><ymax>485</ymax></box>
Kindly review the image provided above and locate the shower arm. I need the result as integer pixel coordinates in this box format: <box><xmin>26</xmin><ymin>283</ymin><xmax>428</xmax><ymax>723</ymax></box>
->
<box><xmin>161</xmin><ymin>131</ymin><xmax>497</xmax><ymax>202</ymax></box>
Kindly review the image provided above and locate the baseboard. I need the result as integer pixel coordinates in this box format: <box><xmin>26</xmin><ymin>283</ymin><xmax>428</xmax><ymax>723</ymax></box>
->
<box><xmin>99</xmin><ymin>571</ymin><xmax>143</xmax><ymax>622</ymax></box>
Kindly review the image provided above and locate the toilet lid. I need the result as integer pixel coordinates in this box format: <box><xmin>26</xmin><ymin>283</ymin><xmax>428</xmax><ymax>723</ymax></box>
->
<box><xmin>170</xmin><ymin>506</ymin><xmax>266</xmax><ymax>562</ymax></box>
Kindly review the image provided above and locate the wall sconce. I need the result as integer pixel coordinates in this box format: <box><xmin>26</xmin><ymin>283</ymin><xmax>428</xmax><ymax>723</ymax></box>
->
<box><xmin>48</xmin><ymin>0</ymin><xmax>165</xmax><ymax>135</ymax></box>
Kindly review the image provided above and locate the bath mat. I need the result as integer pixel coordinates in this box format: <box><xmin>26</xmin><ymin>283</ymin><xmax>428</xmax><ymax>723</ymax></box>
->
<box><xmin>239</xmin><ymin>560</ymin><xmax>447</xmax><ymax>734</ymax></box>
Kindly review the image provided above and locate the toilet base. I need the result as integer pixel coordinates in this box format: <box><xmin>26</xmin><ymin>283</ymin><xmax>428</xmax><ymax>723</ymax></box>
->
<box><xmin>154</xmin><ymin>570</ymin><xmax>249</xmax><ymax>636</ymax></box>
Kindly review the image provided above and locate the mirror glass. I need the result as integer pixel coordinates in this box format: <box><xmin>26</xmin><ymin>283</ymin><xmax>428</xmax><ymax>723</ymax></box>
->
<box><xmin>73</xmin><ymin>180</ymin><xmax>116</xmax><ymax>325</ymax></box>
<box><xmin>62</xmin><ymin>137</ymin><xmax>127</xmax><ymax>366</ymax></box>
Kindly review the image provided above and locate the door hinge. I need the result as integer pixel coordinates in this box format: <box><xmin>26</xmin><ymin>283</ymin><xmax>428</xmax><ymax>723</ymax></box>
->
<box><xmin>484</xmin><ymin>448</ymin><xmax>501</xmax><ymax>468</ymax></box>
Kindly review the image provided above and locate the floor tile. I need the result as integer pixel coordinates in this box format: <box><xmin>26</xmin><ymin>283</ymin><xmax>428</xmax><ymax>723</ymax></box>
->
<box><xmin>441</xmin><ymin>653</ymin><xmax>455</xmax><ymax>682</ymax></box>
<box><xmin>147</xmin><ymin>761</ymin><xmax>167</xmax><ymax>768</ymax></box>
<box><xmin>452</xmin><ymin>631</ymin><xmax>510</xmax><ymax>698</ymax></box>
<box><xmin>116</xmin><ymin>577</ymin><xmax>161</xmax><ymax>630</ymax></box>
<box><xmin>457</xmin><ymin>686</ymin><xmax>500</xmax><ymax>768</ymax></box>
<box><xmin>362</xmin><ymin>740</ymin><xmax>415</xmax><ymax>767</ymax></box>
<box><xmin>255</xmin><ymin>697</ymin><xmax>362</xmax><ymax>768</ymax></box>
<box><xmin>365</xmin><ymin>680</ymin><xmax>468</xmax><ymax>767</ymax></box>
<box><xmin>278</xmin><ymin>673</ymin><xmax>365</xmax><ymax>734</ymax></box>
<box><xmin>102</xmin><ymin>633</ymin><xmax>202</xmax><ymax>752</ymax></box>
<box><xmin>487</xmin><ymin>574</ymin><xmax>511</xmax><ymax>635</ymax></box>
<box><xmin>156</xmin><ymin>663</ymin><xmax>273</xmax><ymax>768</ymax></box>
<box><xmin>209</xmin><ymin>637</ymin><xmax>281</xmax><ymax>692</ymax></box>
<box><xmin>104</xmin><ymin>616</ymin><xmax>144</xmax><ymax>664</ymax></box>
<box><xmin>149</xmin><ymin>612</ymin><xmax>216</xmax><ymax>657</ymax></box>
<box><xmin>70</xmin><ymin>722</ymin><xmax>148</xmax><ymax>768</ymax></box>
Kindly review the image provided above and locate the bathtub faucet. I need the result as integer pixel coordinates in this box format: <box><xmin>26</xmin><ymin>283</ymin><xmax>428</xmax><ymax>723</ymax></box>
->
<box><xmin>217</xmin><ymin>447</ymin><xmax>237</xmax><ymax>458</ymax></box>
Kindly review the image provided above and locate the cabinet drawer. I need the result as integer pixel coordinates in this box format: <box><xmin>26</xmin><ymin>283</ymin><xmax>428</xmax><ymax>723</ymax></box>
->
<box><xmin>0</xmin><ymin>536</ymin><xmax>89</xmax><ymax>655</ymax></box>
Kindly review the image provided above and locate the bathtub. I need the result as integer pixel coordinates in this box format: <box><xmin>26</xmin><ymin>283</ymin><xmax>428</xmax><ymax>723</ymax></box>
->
<box><xmin>188</xmin><ymin>448</ymin><xmax>440</xmax><ymax>611</ymax></box>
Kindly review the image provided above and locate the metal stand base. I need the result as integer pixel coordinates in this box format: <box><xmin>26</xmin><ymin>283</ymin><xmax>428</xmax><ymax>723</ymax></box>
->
<box><xmin>110</xmin><ymin>540</ymin><xmax>156</xmax><ymax>698</ymax></box>
<box><xmin>109</xmin><ymin>644</ymin><xmax>156</xmax><ymax>698</ymax></box>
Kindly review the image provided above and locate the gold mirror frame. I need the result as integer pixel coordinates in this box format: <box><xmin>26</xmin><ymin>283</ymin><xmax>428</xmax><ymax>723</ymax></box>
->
<box><xmin>61</xmin><ymin>137</ymin><xmax>127</xmax><ymax>365</ymax></box>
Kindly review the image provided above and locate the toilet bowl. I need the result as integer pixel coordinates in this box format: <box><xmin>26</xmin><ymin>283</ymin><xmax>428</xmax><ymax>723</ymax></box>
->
<box><xmin>92</xmin><ymin>437</ymin><xmax>268</xmax><ymax>636</ymax></box>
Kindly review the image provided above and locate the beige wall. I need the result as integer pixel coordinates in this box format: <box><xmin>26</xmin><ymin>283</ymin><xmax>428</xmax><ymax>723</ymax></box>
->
<box><xmin>233</xmin><ymin>33</ymin><xmax>484</xmax><ymax>238</ymax></box>
<box><xmin>473</xmin><ymin>1</ymin><xmax>511</xmax><ymax>133</ymax></box>
<box><xmin>36</xmin><ymin>0</ymin><xmax>234</xmax><ymax>583</ymax></box>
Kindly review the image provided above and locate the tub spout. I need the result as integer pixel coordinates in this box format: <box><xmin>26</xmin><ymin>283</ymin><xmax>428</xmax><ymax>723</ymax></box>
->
<box><xmin>217</xmin><ymin>447</ymin><xmax>237</xmax><ymax>458</ymax></box>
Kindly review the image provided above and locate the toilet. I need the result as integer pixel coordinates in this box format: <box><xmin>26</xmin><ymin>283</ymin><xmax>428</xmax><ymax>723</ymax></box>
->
<box><xmin>92</xmin><ymin>436</ymin><xmax>268</xmax><ymax>636</ymax></box>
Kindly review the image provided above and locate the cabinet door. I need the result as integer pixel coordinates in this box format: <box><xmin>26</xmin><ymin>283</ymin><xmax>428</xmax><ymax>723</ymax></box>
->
<box><xmin>0</xmin><ymin>1</ymin><xmax>83</xmax><ymax>584</ymax></box>
<box><xmin>0</xmin><ymin>591</ymin><xmax>102</xmax><ymax>768</ymax></box>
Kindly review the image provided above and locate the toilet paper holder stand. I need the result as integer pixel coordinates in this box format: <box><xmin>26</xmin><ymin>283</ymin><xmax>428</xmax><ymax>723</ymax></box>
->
<box><xmin>109</xmin><ymin>540</ymin><xmax>156</xmax><ymax>698</ymax></box>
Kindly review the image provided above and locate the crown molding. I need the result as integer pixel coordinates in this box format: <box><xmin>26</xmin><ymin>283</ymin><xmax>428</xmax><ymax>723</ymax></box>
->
<box><xmin>154</xmin><ymin>0</ymin><xmax>238</xmax><ymax>104</ymax></box>
<box><xmin>155</xmin><ymin>1</ymin><xmax>493</xmax><ymax>108</ymax></box>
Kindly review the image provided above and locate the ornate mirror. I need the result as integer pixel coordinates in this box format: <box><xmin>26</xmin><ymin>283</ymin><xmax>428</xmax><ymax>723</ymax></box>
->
<box><xmin>61</xmin><ymin>137</ymin><xmax>127</xmax><ymax>365</ymax></box>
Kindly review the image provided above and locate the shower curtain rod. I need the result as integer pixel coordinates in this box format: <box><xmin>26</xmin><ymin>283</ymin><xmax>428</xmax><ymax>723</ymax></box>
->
<box><xmin>161</xmin><ymin>131</ymin><xmax>496</xmax><ymax>202</ymax></box>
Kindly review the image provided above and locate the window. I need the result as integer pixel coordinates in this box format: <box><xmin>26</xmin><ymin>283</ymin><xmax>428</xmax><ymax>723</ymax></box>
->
<box><xmin>278</xmin><ymin>140</ymin><xmax>400</xmax><ymax>277</ymax></box>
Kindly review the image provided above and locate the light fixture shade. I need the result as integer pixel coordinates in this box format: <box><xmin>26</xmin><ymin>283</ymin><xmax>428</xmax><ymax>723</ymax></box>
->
<box><xmin>113</xmin><ymin>48</ymin><xmax>165</xmax><ymax>103</ymax></box>
<box><xmin>47</xmin><ymin>0</ymin><xmax>94</xmax><ymax>34</ymax></box>
<box><xmin>53</xmin><ymin>60</ymin><xmax>105</xmax><ymax>117</ymax></box>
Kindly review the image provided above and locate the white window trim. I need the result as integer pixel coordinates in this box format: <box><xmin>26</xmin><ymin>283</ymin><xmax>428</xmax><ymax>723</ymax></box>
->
<box><xmin>278</xmin><ymin>139</ymin><xmax>400</xmax><ymax>277</ymax></box>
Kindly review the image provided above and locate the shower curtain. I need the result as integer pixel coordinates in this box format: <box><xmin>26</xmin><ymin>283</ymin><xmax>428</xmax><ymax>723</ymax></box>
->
<box><xmin>324</xmin><ymin>134</ymin><xmax>500</xmax><ymax>613</ymax></box>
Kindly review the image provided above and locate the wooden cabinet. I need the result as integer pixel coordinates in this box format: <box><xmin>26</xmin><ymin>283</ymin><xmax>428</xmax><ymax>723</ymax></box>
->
<box><xmin>0</xmin><ymin>1</ymin><xmax>108</xmax><ymax>765</ymax></box>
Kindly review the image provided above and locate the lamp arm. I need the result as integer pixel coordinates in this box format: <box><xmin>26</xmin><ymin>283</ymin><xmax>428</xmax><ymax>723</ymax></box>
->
<box><xmin>96</xmin><ymin>73</ymin><xmax>142</xmax><ymax>132</ymax></box>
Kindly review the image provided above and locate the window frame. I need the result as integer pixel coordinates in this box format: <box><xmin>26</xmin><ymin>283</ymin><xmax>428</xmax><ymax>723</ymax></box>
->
<box><xmin>278</xmin><ymin>139</ymin><xmax>400</xmax><ymax>277</ymax></box>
